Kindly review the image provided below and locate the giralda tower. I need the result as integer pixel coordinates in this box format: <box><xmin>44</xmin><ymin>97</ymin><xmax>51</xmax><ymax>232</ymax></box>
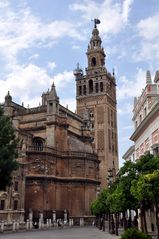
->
<box><xmin>74</xmin><ymin>20</ymin><xmax>119</xmax><ymax>188</ymax></box>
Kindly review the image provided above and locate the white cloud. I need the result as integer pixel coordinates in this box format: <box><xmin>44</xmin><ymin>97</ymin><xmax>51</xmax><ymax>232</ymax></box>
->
<box><xmin>0</xmin><ymin>64</ymin><xmax>51</xmax><ymax>105</ymax></box>
<box><xmin>118</xmin><ymin>102</ymin><xmax>133</xmax><ymax>115</ymax></box>
<box><xmin>0</xmin><ymin>63</ymin><xmax>74</xmax><ymax>108</ymax></box>
<box><xmin>70</xmin><ymin>0</ymin><xmax>134</xmax><ymax>35</ymax></box>
<box><xmin>60</xmin><ymin>98</ymin><xmax>76</xmax><ymax>112</ymax></box>
<box><xmin>134</xmin><ymin>13</ymin><xmax>159</xmax><ymax>62</ymax></box>
<box><xmin>72</xmin><ymin>45</ymin><xmax>81</xmax><ymax>50</ymax></box>
<box><xmin>0</xmin><ymin>1</ymin><xmax>85</xmax><ymax>68</ymax></box>
<box><xmin>137</xmin><ymin>14</ymin><xmax>159</xmax><ymax>41</ymax></box>
<box><xmin>29</xmin><ymin>54</ymin><xmax>39</xmax><ymax>60</ymax></box>
<box><xmin>52</xmin><ymin>71</ymin><xmax>74</xmax><ymax>90</ymax></box>
<box><xmin>117</xmin><ymin>68</ymin><xmax>146</xmax><ymax>100</ymax></box>
<box><xmin>47</xmin><ymin>61</ymin><xmax>56</xmax><ymax>70</ymax></box>
<box><xmin>122</xmin><ymin>0</ymin><xmax>134</xmax><ymax>23</ymax></box>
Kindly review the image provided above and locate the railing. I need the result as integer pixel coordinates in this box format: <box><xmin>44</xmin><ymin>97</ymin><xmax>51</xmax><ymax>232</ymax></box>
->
<box><xmin>24</xmin><ymin>146</ymin><xmax>98</xmax><ymax>161</ymax></box>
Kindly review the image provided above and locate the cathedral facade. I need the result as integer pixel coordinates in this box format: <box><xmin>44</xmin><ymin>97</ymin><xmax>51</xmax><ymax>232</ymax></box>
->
<box><xmin>1</xmin><ymin>84</ymin><xmax>100</xmax><ymax>222</ymax></box>
<box><xmin>0</xmin><ymin>22</ymin><xmax>118</xmax><ymax>222</ymax></box>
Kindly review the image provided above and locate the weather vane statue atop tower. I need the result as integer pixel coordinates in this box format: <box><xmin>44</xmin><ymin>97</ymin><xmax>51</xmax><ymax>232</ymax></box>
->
<box><xmin>93</xmin><ymin>18</ymin><xmax>100</xmax><ymax>28</ymax></box>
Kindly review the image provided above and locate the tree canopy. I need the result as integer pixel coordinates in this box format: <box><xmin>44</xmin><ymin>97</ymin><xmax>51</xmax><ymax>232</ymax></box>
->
<box><xmin>0</xmin><ymin>106</ymin><xmax>18</xmax><ymax>190</ymax></box>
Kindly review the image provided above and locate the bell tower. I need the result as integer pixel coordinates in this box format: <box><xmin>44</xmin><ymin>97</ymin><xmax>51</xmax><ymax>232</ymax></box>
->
<box><xmin>74</xmin><ymin>19</ymin><xmax>119</xmax><ymax>188</ymax></box>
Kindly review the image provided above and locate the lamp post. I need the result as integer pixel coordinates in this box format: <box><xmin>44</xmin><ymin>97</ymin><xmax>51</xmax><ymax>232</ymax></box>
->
<box><xmin>107</xmin><ymin>167</ymin><xmax>115</xmax><ymax>234</ymax></box>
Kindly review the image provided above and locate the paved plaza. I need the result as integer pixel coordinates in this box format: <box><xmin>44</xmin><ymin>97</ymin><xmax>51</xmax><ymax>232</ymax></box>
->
<box><xmin>0</xmin><ymin>227</ymin><xmax>120</xmax><ymax>239</ymax></box>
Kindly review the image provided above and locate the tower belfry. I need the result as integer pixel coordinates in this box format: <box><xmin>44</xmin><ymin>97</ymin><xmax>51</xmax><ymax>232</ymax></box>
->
<box><xmin>74</xmin><ymin>20</ymin><xmax>119</xmax><ymax>187</ymax></box>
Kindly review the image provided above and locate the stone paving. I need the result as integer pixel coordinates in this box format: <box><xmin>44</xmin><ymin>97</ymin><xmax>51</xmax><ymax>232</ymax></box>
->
<box><xmin>0</xmin><ymin>226</ymin><xmax>120</xmax><ymax>239</ymax></box>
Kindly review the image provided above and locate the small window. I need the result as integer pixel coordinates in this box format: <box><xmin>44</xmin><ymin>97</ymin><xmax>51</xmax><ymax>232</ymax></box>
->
<box><xmin>144</xmin><ymin>107</ymin><xmax>147</xmax><ymax>116</ymax></box>
<box><xmin>0</xmin><ymin>200</ymin><xmax>5</xmax><ymax>210</ymax></box>
<box><xmin>153</xmin><ymin>147</ymin><xmax>159</xmax><ymax>156</ymax></box>
<box><xmin>101</xmin><ymin>59</ymin><xmax>104</xmax><ymax>65</ymax></box>
<box><xmin>90</xmin><ymin>113</ymin><xmax>94</xmax><ymax>119</ymax></box>
<box><xmin>79</xmin><ymin>86</ymin><xmax>82</xmax><ymax>95</ymax></box>
<box><xmin>135</xmin><ymin>121</ymin><xmax>138</xmax><ymax>128</ymax></box>
<box><xmin>91</xmin><ymin>57</ymin><xmax>96</xmax><ymax>66</ymax></box>
<box><xmin>14</xmin><ymin>181</ymin><xmax>18</xmax><ymax>192</ymax></box>
<box><xmin>100</xmin><ymin>82</ymin><xmax>103</xmax><ymax>92</ymax></box>
<box><xmin>83</xmin><ymin>85</ymin><xmax>86</xmax><ymax>95</ymax></box>
<box><xmin>33</xmin><ymin>138</ymin><xmax>44</xmax><ymax>151</ymax></box>
<box><xmin>89</xmin><ymin>80</ymin><xmax>93</xmax><ymax>94</ymax></box>
<box><xmin>13</xmin><ymin>200</ymin><xmax>18</xmax><ymax>210</ymax></box>
<box><xmin>95</xmin><ymin>83</ymin><xmax>98</xmax><ymax>93</ymax></box>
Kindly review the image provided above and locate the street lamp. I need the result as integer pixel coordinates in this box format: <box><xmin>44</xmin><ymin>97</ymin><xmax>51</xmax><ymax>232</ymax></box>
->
<box><xmin>107</xmin><ymin>167</ymin><xmax>115</xmax><ymax>234</ymax></box>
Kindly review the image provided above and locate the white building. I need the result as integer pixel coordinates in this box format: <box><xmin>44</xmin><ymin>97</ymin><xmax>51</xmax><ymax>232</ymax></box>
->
<box><xmin>130</xmin><ymin>70</ymin><xmax>159</xmax><ymax>159</ymax></box>
<box><xmin>123</xmin><ymin>70</ymin><xmax>159</xmax><ymax>233</ymax></box>
<box><xmin>122</xmin><ymin>145</ymin><xmax>135</xmax><ymax>162</ymax></box>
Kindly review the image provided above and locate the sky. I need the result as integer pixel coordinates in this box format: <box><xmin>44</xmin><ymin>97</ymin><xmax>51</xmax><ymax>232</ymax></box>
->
<box><xmin>0</xmin><ymin>0</ymin><xmax>159</xmax><ymax>166</ymax></box>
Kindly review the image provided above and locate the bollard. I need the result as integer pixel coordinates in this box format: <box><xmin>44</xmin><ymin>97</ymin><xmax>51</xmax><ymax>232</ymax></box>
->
<box><xmin>52</xmin><ymin>210</ymin><xmax>56</xmax><ymax>224</ymax></box>
<box><xmin>49</xmin><ymin>218</ymin><xmax>52</xmax><ymax>228</ymax></box>
<box><xmin>26</xmin><ymin>219</ymin><xmax>29</xmax><ymax>230</ymax></box>
<box><xmin>64</xmin><ymin>209</ymin><xmax>67</xmax><ymax>222</ymax></box>
<box><xmin>80</xmin><ymin>218</ymin><xmax>84</xmax><ymax>227</ymax></box>
<box><xmin>17</xmin><ymin>220</ymin><xmax>20</xmax><ymax>231</ymax></box>
<box><xmin>46</xmin><ymin>219</ymin><xmax>49</xmax><ymax>229</ymax></box>
<box><xmin>71</xmin><ymin>218</ymin><xmax>74</xmax><ymax>226</ymax></box>
<box><xmin>39</xmin><ymin>219</ymin><xmax>42</xmax><ymax>230</ymax></box>
<box><xmin>69</xmin><ymin>219</ymin><xmax>72</xmax><ymax>227</ymax></box>
<box><xmin>29</xmin><ymin>220</ymin><xmax>32</xmax><ymax>230</ymax></box>
<box><xmin>13</xmin><ymin>220</ymin><xmax>16</xmax><ymax>232</ymax></box>
<box><xmin>0</xmin><ymin>221</ymin><xmax>4</xmax><ymax>233</ymax></box>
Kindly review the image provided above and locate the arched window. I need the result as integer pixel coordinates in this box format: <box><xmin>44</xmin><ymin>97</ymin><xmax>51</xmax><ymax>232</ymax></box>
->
<box><xmin>89</xmin><ymin>80</ymin><xmax>93</xmax><ymax>94</ymax></box>
<box><xmin>95</xmin><ymin>83</ymin><xmax>98</xmax><ymax>93</ymax></box>
<box><xmin>101</xmin><ymin>58</ymin><xmax>105</xmax><ymax>66</ymax></box>
<box><xmin>100</xmin><ymin>82</ymin><xmax>103</xmax><ymax>92</ymax></box>
<box><xmin>79</xmin><ymin>86</ymin><xmax>82</xmax><ymax>95</ymax></box>
<box><xmin>91</xmin><ymin>57</ymin><xmax>96</xmax><ymax>66</ymax></box>
<box><xmin>33</xmin><ymin>137</ymin><xmax>44</xmax><ymax>151</ymax></box>
<box><xmin>83</xmin><ymin>85</ymin><xmax>86</xmax><ymax>95</ymax></box>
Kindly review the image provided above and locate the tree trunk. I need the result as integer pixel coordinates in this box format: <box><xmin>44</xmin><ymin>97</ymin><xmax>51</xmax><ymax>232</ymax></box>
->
<box><xmin>102</xmin><ymin>214</ymin><xmax>105</xmax><ymax>231</ymax></box>
<box><xmin>140</xmin><ymin>203</ymin><xmax>147</xmax><ymax>233</ymax></box>
<box><xmin>155</xmin><ymin>199</ymin><xmax>159</xmax><ymax>239</ymax></box>
<box><xmin>122</xmin><ymin>211</ymin><xmax>127</xmax><ymax>230</ymax></box>
<box><xmin>108</xmin><ymin>211</ymin><xmax>111</xmax><ymax>233</ymax></box>
<box><xmin>115</xmin><ymin>213</ymin><xmax>119</xmax><ymax>236</ymax></box>
<box><xmin>110</xmin><ymin>213</ymin><xmax>115</xmax><ymax>234</ymax></box>
<box><xmin>108</xmin><ymin>212</ymin><xmax>111</xmax><ymax>233</ymax></box>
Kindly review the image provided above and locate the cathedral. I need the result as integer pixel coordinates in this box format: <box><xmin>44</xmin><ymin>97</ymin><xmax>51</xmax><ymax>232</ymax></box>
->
<box><xmin>0</xmin><ymin>21</ymin><xmax>118</xmax><ymax>223</ymax></box>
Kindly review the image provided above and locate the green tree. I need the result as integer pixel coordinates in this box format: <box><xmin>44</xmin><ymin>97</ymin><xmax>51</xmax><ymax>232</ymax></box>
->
<box><xmin>0</xmin><ymin>106</ymin><xmax>18</xmax><ymax>190</ymax></box>
<box><xmin>117</xmin><ymin>161</ymin><xmax>139</xmax><ymax>229</ymax></box>
<box><xmin>90</xmin><ymin>188</ymin><xmax>110</xmax><ymax>230</ymax></box>
<box><xmin>131</xmin><ymin>175</ymin><xmax>152</xmax><ymax>233</ymax></box>
<box><xmin>131</xmin><ymin>153</ymin><xmax>159</xmax><ymax>234</ymax></box>
<box><xmin>142</xmin><ymin>171</ymin><xmax>159</xmax><ymax>239</ymax></box>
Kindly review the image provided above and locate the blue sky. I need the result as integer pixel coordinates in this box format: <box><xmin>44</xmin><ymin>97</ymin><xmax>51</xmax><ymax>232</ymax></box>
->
<box><xmin>0</xmin><ymin>0</ymin><xmax>159</xmax><ymax>166</ymax></box>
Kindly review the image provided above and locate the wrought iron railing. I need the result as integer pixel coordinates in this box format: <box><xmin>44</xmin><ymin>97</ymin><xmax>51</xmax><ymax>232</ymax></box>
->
<box><xmin>24</xmin><ymin>146</ymin><xmax>98</xmax><ymax>160</ymax></box>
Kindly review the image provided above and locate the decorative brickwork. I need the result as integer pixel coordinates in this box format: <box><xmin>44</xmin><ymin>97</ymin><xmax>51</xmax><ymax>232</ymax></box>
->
<box><xmin>97</xmin><ymin>131</ymin><xmax>104</xmax><ymax>150</ymax></box>
<box><xmin>74</xmin><ymin>24</ymin><xmax>118</xmax><ymax>187</ymax></box>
